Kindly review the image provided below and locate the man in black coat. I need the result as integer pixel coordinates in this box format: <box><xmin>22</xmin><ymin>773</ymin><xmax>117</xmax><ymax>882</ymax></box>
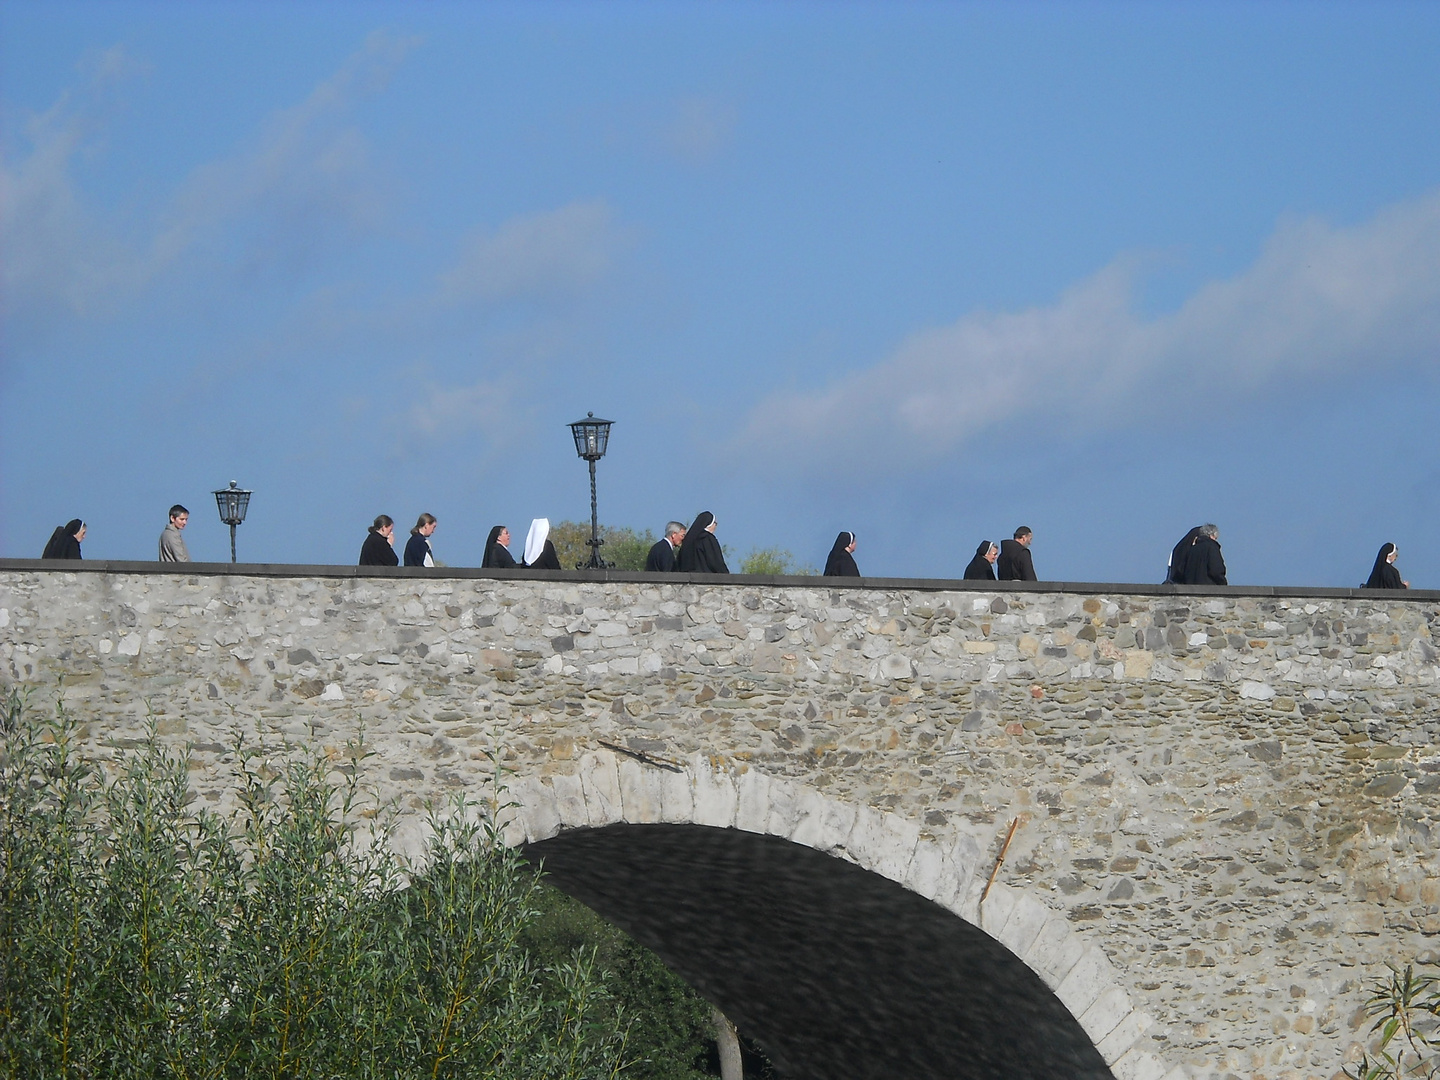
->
<box><xmin>997</xmin><ymin>526</ymin><xmax>1038</xmax><ymax>581</ymax></box>
<box><xmin>1182</xmin><ymin>524</ymin><xmax>1227</xmax><ymax>586</ymax></box>
<box><xmin>645</xmin><ymin>521</ymin><xmax>686</xmax><ymax>572</ymax></box>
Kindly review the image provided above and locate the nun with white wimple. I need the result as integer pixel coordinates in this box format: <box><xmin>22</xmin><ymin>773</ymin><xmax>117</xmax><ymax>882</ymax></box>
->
<box><xmin>522</xmin><ymin>518</ymin><xmax>561</xmax><ymax>570</ymax></box>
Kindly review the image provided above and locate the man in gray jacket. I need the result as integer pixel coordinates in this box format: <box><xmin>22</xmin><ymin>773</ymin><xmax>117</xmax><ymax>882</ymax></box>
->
<box><xmin>159</xmin><ymin>504</ymin><xmax>191</xmax><ymax>562</ymax></box>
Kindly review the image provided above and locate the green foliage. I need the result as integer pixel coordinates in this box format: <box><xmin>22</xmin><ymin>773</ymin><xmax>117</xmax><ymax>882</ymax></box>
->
<box><xmin>521</xmin><ymin>887</ymin><xmax>714</xmax><ymax>1080</ymax></box>
<box><xmin>738</xmin><ymin>547</ymin><xmax>818</xmax><ymax>576</ymax></box>
<box><xmin>550</xmin><ymin>522</ymin><xmax>657</xmax><ymax>572</ymax></box>
<box><xmin>1346</xmin><ymin>964</ymin><xmax>1440</xmax><ymax>1080</ymax></box>
<box><xmin>0</xmin><ymin>689</ymin><xmax>627</xmax><ymax>1080</ymax></box>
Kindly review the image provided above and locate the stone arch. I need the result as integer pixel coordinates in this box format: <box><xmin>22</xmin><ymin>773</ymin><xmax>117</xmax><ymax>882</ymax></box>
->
<box><xmin>501</xmin><ymin>751</ymin><xmax>1178</xmax><ymax>1080</ymax></box>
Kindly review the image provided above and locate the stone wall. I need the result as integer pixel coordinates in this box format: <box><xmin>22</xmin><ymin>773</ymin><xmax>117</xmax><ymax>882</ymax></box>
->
<box><xmin>4</xmin><ymin>561</ymin><xmax>1440</xmax><ymax>1080</ymax></box>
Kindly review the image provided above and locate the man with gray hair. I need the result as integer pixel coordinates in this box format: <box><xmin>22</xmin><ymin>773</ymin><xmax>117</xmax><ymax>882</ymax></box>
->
<box><xmin>1182</xmin><ymin>524</ymin><xmax>1227</xmax><ymax>586</ymax></box>
<box><xmin>645</xmin><ymin>521</ymin><xmax>687</xmax><ymax>572</ymax></box>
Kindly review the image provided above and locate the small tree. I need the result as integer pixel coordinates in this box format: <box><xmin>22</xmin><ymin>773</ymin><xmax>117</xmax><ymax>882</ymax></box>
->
<box><xmin>738</xmin><ymin>547</ymin><xmax>817</xmax><ymax>576</ymax></box>
<box><xmin>549</xmin><ymin>522</ymin><xmax>656</xmax><ymax>571</ymax></box>
<box><xmin>1346</xmin><ymin>964</ymin><xmax>1440</xmax><ymax>1080</ymax></box>
<box><xmin>0</xmin><ymin>689</ymin><xmax>627</xmax><ymax>1080</ymax></box>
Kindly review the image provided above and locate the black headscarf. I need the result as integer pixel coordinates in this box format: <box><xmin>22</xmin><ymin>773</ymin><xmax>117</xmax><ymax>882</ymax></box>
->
<box><xmin>1167</xmin><ymin>527</ymin><xmax>1202</xmax><ymax>584</ymax></box>
<box><xmin>482</xmin><ymin>525</ymin><xmax>516</xmax><ymax>569</ymax></box>
<box><xmin>42</xmin><ymin>520</ymin><xmax>84</xmax><ymax>560</ymax></box>
<box><xmin>823</xmin><ymin>531</ymin><xmax>859</xmax><ymax>577</ymax></box>
<box><xmin>676</xmin><ymin>511</ymin><xmax>728</xmax><ymax>574</ymax></box>
<box><xmin>963</xmin><ymin>540</ymin><xmax>996</xmax><ymax>581</ymax></box>
<box><xmin>1364</xmin><ymin>543</ymin><xmax>1405</xmax><ymax>589</ymax></box>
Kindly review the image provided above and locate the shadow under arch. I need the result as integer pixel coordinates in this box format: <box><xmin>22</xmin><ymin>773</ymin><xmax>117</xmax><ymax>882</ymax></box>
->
<box><xmin>525</xmin><ymin>822</ymin><xmax>1115</xmax><ymax>1080</ymax></box>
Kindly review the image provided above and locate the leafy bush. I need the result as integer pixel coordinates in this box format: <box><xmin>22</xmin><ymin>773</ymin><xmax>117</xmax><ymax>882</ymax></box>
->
<box><xmin>738</xmin><ymin>547</ymin><xmax>817</xmax><ymax>576</ymax></box>
<box><xmin>0</xmin><ymin>690</ymin><xmax>626</xmax><ymax>1080</ymax></box>
<box><xmin>1346</xmin><ymin>964</ymin><xmax>1440</xmax><ymax>1080</ymax></box>
<box><xmin>522</xmin><ymin>887</ymin><xmax>715</xmax><ymax>1080</ymax></box>
<box><xmin>549</xmin><ymin>522</ymin><xmax>657</xmax><ymax>571</ymax></box>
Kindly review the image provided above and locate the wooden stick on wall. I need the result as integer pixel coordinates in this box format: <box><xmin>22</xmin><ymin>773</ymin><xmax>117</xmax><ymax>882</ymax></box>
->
<box><xmin>981</xmin><ymin>816</ymin><xmax>1021</xmax><ymax>903</ymax></box>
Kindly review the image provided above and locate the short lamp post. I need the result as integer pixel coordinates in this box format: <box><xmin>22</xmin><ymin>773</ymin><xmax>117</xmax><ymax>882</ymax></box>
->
<box><xmin>213</xmin><ymin>480</ymin><xmax>252</xmax><ymax>564</ymax></box>
<box><xmin>567</xmin><ymin>413</ymin><xmax>613</xmax><ymax>569</ymax></box>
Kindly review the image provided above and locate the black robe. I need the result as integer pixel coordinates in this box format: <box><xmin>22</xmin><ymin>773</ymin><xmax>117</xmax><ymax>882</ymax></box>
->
<box><xmin>645</xmin><ymin>538</ymin><xmax>677</xmax><ymax>572</ymax></box>
<box><xmin>482</xmin><ymin>526</ymin><xmax>517</xmax><ymax>569</ymax></box>
<box><xmin>1364</xmin><ymin>544</ymin><xmax>1405</xmax><ymax>589</ymax></box>
<box><xmin>997</xmin><ymin>538</ymin><xmax>1037</xmax><ymax>581</ymax></box>
<box><xmin>823</xmin><ymin>532</ymin><xmax>859</xmax><ymax>577</ymax></box>
<box><xmin>359</xmin><ymin>531</ymin><xmax>398</xmax><ymax>566</ymax></box>
<box><xmin>676</xmin><ymin>512</ymin><xmax>728</xmax><ymax>574</ymax></box>
<box><xmin>524</xmin><ymin>540</ymin><xmax>561</xmax><ymax>570</ymax></box>
<box><xmin>1182</xmin><ymin>535</ymin><xmax>1227</xmax><ymax>586</ymax></box>
<box><xmin>963</xmin><ymin>541</ymin><xmax>996</xmax><ymax>581</ymax></box>
<box><xmin>1167</xmin><ymin>527</ymin><xmax>1202</xmax><ymax>584</ymax></box>
<box><xmin>42</xmin><ymin>521</ymin><xmax>83</xmax><ymax>560</ymax></box>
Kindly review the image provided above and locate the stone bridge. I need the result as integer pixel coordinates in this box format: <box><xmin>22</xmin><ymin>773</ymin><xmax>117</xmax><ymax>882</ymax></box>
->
<box><xmin>3</xmin><ymin>560</ymin><xmax>1440</xmax><ymax>1080</ymax></box>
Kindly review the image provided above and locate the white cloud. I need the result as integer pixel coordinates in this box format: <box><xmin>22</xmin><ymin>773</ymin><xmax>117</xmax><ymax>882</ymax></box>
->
<box><xmin>739</xmin><ymin>190</ymin><xmax>1440</xmax><ymax>469</ymax></box>
<box><xmin>438</xmin><ymin>200</ymin><xmax>627</xmax><ymax>305</ymax></box>
<box><xmin>0</xmin><ymin>32</ymin><xmax>420</xmax><ymax>328</ymax></box>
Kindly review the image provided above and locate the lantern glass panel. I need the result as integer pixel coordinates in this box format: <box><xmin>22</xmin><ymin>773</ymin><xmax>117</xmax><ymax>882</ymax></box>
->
<box><xmin>213</xmin><ymin>484</ymin><xmax>252</xmax><ymax>525</ymax></box>
<box><xmin>567</xmin><ymin>414</ymin><xmax>613</xmax><ymax>460</ymax></box>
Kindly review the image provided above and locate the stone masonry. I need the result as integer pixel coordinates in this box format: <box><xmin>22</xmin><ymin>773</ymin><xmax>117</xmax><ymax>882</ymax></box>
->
<box><xmin>3</xmin><ymin>561</ymin><xmax>1440</xmax><ymax>1080</ymax></box>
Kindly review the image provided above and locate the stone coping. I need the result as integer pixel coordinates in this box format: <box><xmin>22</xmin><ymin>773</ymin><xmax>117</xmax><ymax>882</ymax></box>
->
<box><xmin>3</xmin><ymin>557</ymin><xmax>1437</xmax><ymax>603</ymax></box>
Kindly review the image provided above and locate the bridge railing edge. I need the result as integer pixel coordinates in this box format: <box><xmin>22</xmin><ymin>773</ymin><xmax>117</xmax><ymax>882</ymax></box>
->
<box><xmin>2</xmin><ymin>558</ymin><xmax>1437</xmax><ymax>603</ymax></box>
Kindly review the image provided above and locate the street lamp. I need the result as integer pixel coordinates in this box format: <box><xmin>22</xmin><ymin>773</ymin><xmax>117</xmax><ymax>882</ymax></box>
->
<box><xmin>567</xmin><ymin>413</ymin><xmax>613</xmax><ymax>569</ymax></box>
<box><xmin>213</xmin><ymin>480</ymin><xmax>252</xmax><ymax>564</ymax></box>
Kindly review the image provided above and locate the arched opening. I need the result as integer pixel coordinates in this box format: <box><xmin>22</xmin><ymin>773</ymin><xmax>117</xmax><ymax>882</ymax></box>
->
<box><xmin>526</xmin><ymin>823</ymin><xmax>1115</xmax><ymax>1080</ymax></box>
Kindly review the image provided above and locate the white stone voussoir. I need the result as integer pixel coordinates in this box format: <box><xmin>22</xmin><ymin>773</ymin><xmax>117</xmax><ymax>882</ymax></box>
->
<box><xmin>734</xmin><ymin>767</ymin><xmax>773</xmax><ymax>834</ymax></box>
<box><xmin>1055</xmin><ymin>945</ymin><xmax>1120</xmax><ymax>1021</ymax></box>
<box><xmin>578</xmin><ymin>752</ymin><xmax>623</xmax><ymax>827</ymax></box>
<box><xmin>688</xmin><ymin>755</ymin><xmax>738</xmax><ymax>828</ymax></box>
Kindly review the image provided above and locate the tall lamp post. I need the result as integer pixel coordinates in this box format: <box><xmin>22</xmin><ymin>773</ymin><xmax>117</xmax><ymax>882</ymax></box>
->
<box><xmin>567</xmin><ymin>413</ymin><xmax>613</xmax><ymax>569</ymax></box>
<box><xmin>213</xmin><ymin>480</ymin><xmax>252</xmax><ymax>564</ymax></box>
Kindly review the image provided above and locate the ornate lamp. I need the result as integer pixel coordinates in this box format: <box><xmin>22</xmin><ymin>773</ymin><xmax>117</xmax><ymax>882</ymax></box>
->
<box><xmin>213</xmin><ymin>480</ymin><xmax>252</xmax><ymax>564</ymax></box>
<box><xmin>567</xmin><ymin>413</ymin><xmax>613</xmax><ymax>569</ymax></box>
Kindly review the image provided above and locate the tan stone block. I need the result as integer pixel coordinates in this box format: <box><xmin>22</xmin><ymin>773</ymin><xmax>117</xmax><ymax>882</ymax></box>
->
<box><xmin>1122</xmin><ymin>649</ymin><xmax>1154</xmax><ymax>679</ymax></box>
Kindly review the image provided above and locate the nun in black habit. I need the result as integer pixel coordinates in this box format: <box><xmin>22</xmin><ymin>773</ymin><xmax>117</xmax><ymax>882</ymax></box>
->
<box><xmin>823</xmin><ymin>532</ymin><xmax>860</xmax><ymax>577</ymax></box>
<box><xmin>1166</xmin><ymin>527</ymin><xmax>1202</xmax><ymax>584</ymax></box>
<box><xmin>964</xmin><ymin>541</ymin><xmax>997</xmax><ymax>580</ymax></box>
<box><xmin>42</xmin><ymin>520</ymin><xmax>85</xmax><ymax>560</ymax></box>
<box><xmin>1364</xmin><ymin>543</ymin><xmax>1408</xmax><ymax>589</ymax></box>
<box><xmin>522</xmin><ymin>519</ymin><xmax>561</xmax><ymax>570</ymax></box>
<box><xmin>675</xmin><ymin>511</ymin><xmax>728</xmax><ymax>574</ymax></box>
<box><xmin>482</xmin><ymin>525</ymin><xmax>517</xmax><ymax>569</ymax></box>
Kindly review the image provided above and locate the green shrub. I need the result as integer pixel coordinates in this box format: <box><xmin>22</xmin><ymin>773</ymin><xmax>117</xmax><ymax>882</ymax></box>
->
<box><xmin>1346</xmin><ymin>964</ymin><xmax>1440</xmax><ymax>1080</ymax></box>
<box><xmin>0</xmin><ymin>689</ymin><xmax>626</xmax><ymax>1080</ymax></box>
<box><xmin>549</xmin><ymin>523</ymin><xmax>656</xmax><ymax>572</ymax></box>
<box><xmin>738</xmin><ymin>547</ymin><xmax>817</xmax><ymax>576</ymax></box>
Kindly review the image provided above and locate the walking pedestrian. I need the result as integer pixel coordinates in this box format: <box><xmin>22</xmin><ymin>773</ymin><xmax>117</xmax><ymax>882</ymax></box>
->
<box><xmin>964</xmin><ymin>540</ymin><xmax>997</xmax><ymax>581</ymax></box>
<box><xmin>823</xmin><ymin>531</ymin><xmax>860</xmax><ymax>577</ymax></box>
<box><xmin>1181</xmin><ymin>524</ymin><xmax>1227</xmax><ymax>586</ymax></box>
<box><xmin>359</xmin><ymin>515</ymin><xmax>399</xmax><ymax>566</ymax></box>
<box><xmin>1363</xmin><ymin>543</ymin><xmax>1409</xmax><ymax>589</ymax></box>
<box><xmin>523</xmin><ymin>519</ymin><xmax>561</xmax><ymax>569</ymax></box>
<box><xmin>645</xmin><ymin>521</ymin><xmax>687</xmax><ymax>572</ymax></box>
<box><xmin>404</xmin><ymin>514</ymin><xmax>437</xmax><ymax>567</ymax></box>
<box><xmin>41</xmin><ymin>519</ymin><xmax>85</xmax><ymax>560</ymax></box>
<box><xmin>997</xmin><ymin>527</ymin><xmax>1037</xmax><ymax>581</ymax></box>
<box><xmin>158</xmin><ymin>505</ymin><xmax>191</xmax><ymax>562</ymax></box>
<box><xmin>676</xmin><ymin>511</ymin><xmax>728</xmax><ymax>574</ymax></box>
<box><xmin>1166</xmin><ymin>527</ymin><xmax>1202</xmax><ymax>584</ymax></box>
<box><xmin>482</xmin><ymin>525</ymin><xmax>517</xmax><ymax>569</ymax></box>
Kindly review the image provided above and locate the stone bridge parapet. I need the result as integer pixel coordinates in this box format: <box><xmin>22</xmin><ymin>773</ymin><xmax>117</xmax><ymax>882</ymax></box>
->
<box><xmin>4</xmin><ymin>560</ymin><xmax>1440</xmax><ymax>1080</ymax></box>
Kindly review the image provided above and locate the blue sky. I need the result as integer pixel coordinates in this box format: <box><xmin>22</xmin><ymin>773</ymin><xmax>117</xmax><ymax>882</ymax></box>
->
<box><xmin>3</xmin><ymin>1</ymin><xmax>1438</xmax><ymax>585</ymax></box>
